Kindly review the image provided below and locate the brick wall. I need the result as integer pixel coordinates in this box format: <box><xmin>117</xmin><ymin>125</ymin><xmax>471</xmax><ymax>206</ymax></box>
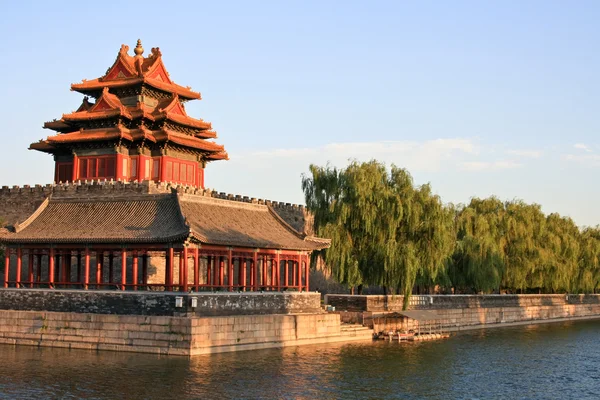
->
<box><xmin>0</xmin><ymin>289</ymin><xmax>321</xmax><ymax>316</ymax></box>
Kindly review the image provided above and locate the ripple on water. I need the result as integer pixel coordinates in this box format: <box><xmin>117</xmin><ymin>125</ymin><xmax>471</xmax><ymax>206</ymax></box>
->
<box><xmin>1</xmin><ymin>320</ymin><xmax>600</xmax><ymax>399</ymax></box>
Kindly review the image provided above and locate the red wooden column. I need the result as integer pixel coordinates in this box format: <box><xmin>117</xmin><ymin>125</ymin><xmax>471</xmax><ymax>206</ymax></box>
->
<box><xmin>181</xmin><ymin>247</ymin><xmax>189</xmax><ymax>292</ymax></box>
<box><xmin>3</xmin><ymin>248</ymin><xmax>10</xmax><ymax>288</ymax></box>
<box><xmin>293</xmin><ymin>257</ymin><xmax>297</xmax><ymax>289</ymax></box>
<box><xmin>96</xmin><ymin>251</ymin><xmax>103</xmax><ymax>289</ymax></box>
<box><xmin>206</xmin><ymin>255</ymin><xmax>212</xmax><ymax>288</ymax></box>
<box><xmin>166</xmin><ymin>247</ymin><xmax>174</xmax><ymax>291</ymax></box>
<box><xmin>142</xmin><ymin>252</ymin><xmax>148</xmax><ymax>288</ymax></box>
<box><xmin>284</xmin><ymin>259</ymin><xmax>289</xmax><ymax>290</ymax></box>
<box><xmin>250</xmin><ymin>253</ymin><xmax>256</xmax><ymax>291</ymax></box>
<box><xmin>49</xmin><ymin>248</ymin><xmax>55</xmax><ymax>287</ymax></box>
<box><xmin>262</xmin><ymin>255</ymin><xmax>267</xmax><ymax>289</ymax></box>
<box><xmin>132</xmin><ymin>251</ymin><xmax>138</xmax><ymax>291</ymax></box>
<box><xmin>296</xmin><ymin>255</ymin><xmax>302</xmax><ymax>291</ymax></box>
<box><xmin>121</xmin><ymin>249</ymin><xmax>127</xmax><ymax>290</ymax></box>
<box><xmin>275</xmin><ymin>252</ymin><xmax>281</xmax><ymax>291</ymax></box>
<box><xmin>193</xmin><ymin>248</ymin><xmax>199</xmax><ymax>291</ymax></box>
<box><xmin>241</xmin><ymin>257</ymin><xmax>247</xmax><ymax>291</ymax></box>
<box><xmin>15</xmin><ymin>248</ymin><xmax>22</xmax><ymax>288</ymax></box>
<box><xmin>228</xmin><ymin>248</ymin><xmax>233</xmax><ymax>291</ymax></box>
<box><xmin>76</xmin><ymin>251</ymin><xmax>81</xmax><ymax>283</ymax></box>
<box><xmin>28</xmin><ymin>251</ymin><xmax>34</xmax><ymax>288</ymax></box>
<box><xmin>36</xmin><ymin>253</ymin><xmax>42</xmax><ymax>283</ymax></box>
<box><xmin>219</xmin><ymin>256</ymin><xmax>225</xmax><ymax>288</ymax></box>
<box><xmin>305</xmin><ymin>254</ymin><xmax>310</xmax><ymax>291</ymax></box>
<box><xmin>83</xmin><ymin>248</ymin><xmax>90</xmax><ymax>289</ymax></box>
<box><xmin>72</xmin><ymin>155</ymin><xmax>78</xmax><ymax>181</ymax></box>
<box><xmin>252</xmin><ymin>251</ymin><xmax>259</xmax><ymax>291</ymax></box>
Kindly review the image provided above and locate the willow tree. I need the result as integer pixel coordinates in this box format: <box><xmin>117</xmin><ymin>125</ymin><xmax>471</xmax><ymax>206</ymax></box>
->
<box><xmin>450</xmin><ymin>197</ymin><xmax>507</xmax><ymax>293</ymax></box>
<box><xmin>577</xmin><ymin>227</ymin><xmax>600</xmax><ymax>293</ymax></box>
<box><xmin>302</xmin><ymin>160</ymin><xmax>454</xmax><ymax>307</ymax></box>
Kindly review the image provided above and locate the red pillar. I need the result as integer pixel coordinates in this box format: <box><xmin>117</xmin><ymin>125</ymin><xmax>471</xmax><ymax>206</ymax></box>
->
<box><xmin>296</xmin><ymin>256</ymin><xmax>302</xmax><ymax>291</ymax></box>
<box><xmin>15</xmin><ymin>248</ymin><xmax>22</xmax><ymax>288</ymax></box>
<box><xmin>72</xmin><ymin>154</ymin><xmax>79</xmax><ymax>181</ymax></box>
<box><xmin>250</xmin><ymin>255</ymin><xmax>256</xmax><ymax>290</ymax></box>
<box><xmin>218</xmin><ymin>256</ymin><xmax>224</xmax><ymax>287</ymax></box>
<box><xmin>142</xmin><ymin>252</ymin><xmax>148</xmax><ymax>288</ymax></box>
<box><xmin>262</xmin><ymin>255</ymin><xmax>267</xmax><ymax>288</ymax></box>
<box><xmin>3</xmin><ymin>248</ymin><xmax>9</xmax><ymax>288</ymax></box>
<box><xmin>193</xmin><ymin>248</ymin><xmax>199</xmax><ymax>291</ymax></box>
<box><xmin>228</xmin><ymin>249</ymin><xmax>233</xmax><ymax>291</ymax></box>
<box><xmin>293</xmin><ymin>258</ymin><xmax>297</xmax><ymax>288</ymax></box>
<box><xmin>166</xmin><ymin>247</ymin><xmax>174</xmax><ymax>291</ymax></box>
<box><xmin>284</xmin><ymin>259</ymin><xmax>289</xmax><ymax>290</ymax></box>
<box><xmin>305</xmin><ymin>254</ymin><xmax>310</xmax><ymax>291</ymax></box>
<box><xmin>182</xmin><ymin>247</ymin><xmax>189</xmax><ymax>292</ymax></box>
<box><xmin>275</xmin><ymin>253</ymin><xmax>281</xmax><ymax>291</ymax></box>
<box><xmin>132</xmin><ymin>251</ymin><xmax>138</xmax><ymax>291</ymax></box>
<box><xmin>241</xmin><ymin>258</ymin><xmax>247</xmax><ymax>291</ymax></box>
<box><xmin>28</xmin><ymin>251</ymin><xmax>34</xmax><ymax>288</ymax></box>
<box><xmin>49</xmin><ymin>248</ymin><xmax>55</xmax><ymax>287</ymax></box>
<box><xmin>83</xmin><ymin>248</ymin><xmax>90</xmax><ymax>289</ymax></box>
<box><xmin>96</xmin><ymin>251</ymin><xmax>103</xmax><ymax>289</ymax></box>
<box><xmin>206</xmin><ymin>255</ymin><xmax>212</xmax><ymax>287</ymax></box>
<box><xmin>121</xmin><ymin>249</ymin><xmax>127</xmax><ymax>290</ymax></box>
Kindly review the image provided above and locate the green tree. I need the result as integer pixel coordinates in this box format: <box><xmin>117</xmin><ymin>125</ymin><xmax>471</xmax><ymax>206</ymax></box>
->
<box><xmin>302</xmin><ymin>160</ymin><xmax>454</xmax><ymax>307</ymax></box>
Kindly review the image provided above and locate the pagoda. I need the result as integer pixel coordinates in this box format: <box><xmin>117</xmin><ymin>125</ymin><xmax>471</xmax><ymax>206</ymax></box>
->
<box><xmin>0</xmin><ymin>40</ymin><xmax>329</xmax><ymax>294</ymax></box>
<box><xmin>31</xmin><ymin>40</ymin><xmax>227</xmax><ymax>187</ymax></box>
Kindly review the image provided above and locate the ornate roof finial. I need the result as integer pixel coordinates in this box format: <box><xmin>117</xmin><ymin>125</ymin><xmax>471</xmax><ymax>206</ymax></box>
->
<box><xmin>134</xmin><ymin>39</ymin><xmax>144</xmax><ymax>57</ymax></box>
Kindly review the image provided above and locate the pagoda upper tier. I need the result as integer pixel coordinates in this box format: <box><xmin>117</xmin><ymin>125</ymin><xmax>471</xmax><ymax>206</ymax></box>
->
<box><xmin>31</xmin><ymin>40</ymin><xmax>228</xmax><ymax>188</ymax></box>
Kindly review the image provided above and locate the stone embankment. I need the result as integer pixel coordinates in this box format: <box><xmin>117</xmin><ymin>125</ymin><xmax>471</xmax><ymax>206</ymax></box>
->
<box><xmin>0</xmin><ymin>290</ymin><xmax>372</xmax><ymax>355</ymax></box>
<box><xmin>326</xmin><ymin>294</ymin><xmax>600</xmax><ymax>332</ymax></box>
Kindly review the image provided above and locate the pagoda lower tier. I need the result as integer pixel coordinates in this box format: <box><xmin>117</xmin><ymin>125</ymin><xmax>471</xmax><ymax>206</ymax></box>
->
<box><xmin>0</xmin><ymin>182</ymin><xmax>330</xmax><ymax>292</ymax></box>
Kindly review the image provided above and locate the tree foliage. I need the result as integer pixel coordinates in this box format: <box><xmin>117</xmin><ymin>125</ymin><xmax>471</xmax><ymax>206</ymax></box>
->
<box><xmin>302</xmin><ymin>161</ymin><xmax>455</xmax><ymax>307</ymax></box>
<box><xmin>304</xmin><ymin>161</ymin><xmax>600</xmax><ymax>299</ymax></box>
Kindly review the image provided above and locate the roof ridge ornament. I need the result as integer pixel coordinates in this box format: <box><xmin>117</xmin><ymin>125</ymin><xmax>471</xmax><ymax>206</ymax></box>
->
<box><xmin>134</xmin><ymin>39</ymin><xmax>144</xmax><ymax>57</ymax></box>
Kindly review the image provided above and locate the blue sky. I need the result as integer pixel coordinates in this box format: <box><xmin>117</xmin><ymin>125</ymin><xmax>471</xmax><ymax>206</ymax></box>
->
<box><xmin>0</xmin><ymin>1</ymin><xmax>599</xmax><ymax>225</ymax></box>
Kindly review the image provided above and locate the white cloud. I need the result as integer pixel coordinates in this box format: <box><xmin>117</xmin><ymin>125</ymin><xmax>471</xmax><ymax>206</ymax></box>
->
<box><xmin>459</xmin><ymin>160</ymin><xmax>523</xmax><ymax>171</ymax></box>
<box><xmin>506</xmin><ymin>149</ymin><xmax>543</xmax><ymax>159</ymax></box>
<box><xmin>241</xmin><ymin>138</ymin><xmax>479</xmax><ymax>172</ymax></box>
<box><xmin>563</xmin><ymin>153</ymin><xmax>600</xmax><ymax>167</ymax></box>
<box><xmin>574</xmin><ymin>143</ymin><xmax>593</xmax><ymax>153</ymax></box>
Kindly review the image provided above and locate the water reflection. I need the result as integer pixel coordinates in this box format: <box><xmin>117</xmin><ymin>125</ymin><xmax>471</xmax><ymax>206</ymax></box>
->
<box><xmin>1</xmin><ymin>320</ymin><xmax>600</xmax><ymax>399</ymax></box>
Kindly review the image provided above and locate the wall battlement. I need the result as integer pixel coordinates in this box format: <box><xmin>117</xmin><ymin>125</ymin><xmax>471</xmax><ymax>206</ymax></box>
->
<box><xmin>0</xmin><ymin>181</ymin><xmax>311</xmax><ymax>232</ymax></box>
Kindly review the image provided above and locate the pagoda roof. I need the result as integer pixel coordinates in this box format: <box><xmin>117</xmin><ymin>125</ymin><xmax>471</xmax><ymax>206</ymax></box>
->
<box><xmin>30</xmin><ymin>127</ymin><xmax>228</xmax><ymax>160</ymax></box>
<box><xmin>0</xmin><ymin>191</ymin><xmax>329</xmax><ymax>251</ymax></box>
<box><xmin>45</xmin><ymin>93</ymin><xmax>216</xmax><ymax>139</ymax></box>
<box><xmin>71</xmin><ymin>42</ymin><xmax>201</xmax><ymax>100</ymax></box>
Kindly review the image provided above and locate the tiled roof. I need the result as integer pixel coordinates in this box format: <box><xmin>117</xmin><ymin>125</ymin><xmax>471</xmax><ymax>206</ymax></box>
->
<box><xmin>0</xmin><ymin>190</ymin><xmax>329</xmax><ymax>251</ymax></box>
<box><xmin>179</xmin><ymin>196</ymin><xmax>325</xmax><ymax>250</ymax></box>
<box><xmin>1</xmin><ymin>194</ymin><xmax>189</xmax><ymax>244</ymax></box>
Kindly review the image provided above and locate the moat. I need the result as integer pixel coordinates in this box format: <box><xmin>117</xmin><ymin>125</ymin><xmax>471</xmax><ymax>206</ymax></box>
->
<box><xmin>1</xmin><ymin>319</ymin><xmax>599</xmax><ymax>399</ymax></box>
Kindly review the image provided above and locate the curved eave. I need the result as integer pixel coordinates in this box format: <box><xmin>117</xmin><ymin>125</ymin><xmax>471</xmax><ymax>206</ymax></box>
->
<box><xmin>206</xmin><ymin>152</ymin><xmax>229</xmax><ymax>161</ymax></box>
<box><xmin>158</xmin><ymin>130</ymin><xmax>226</xmax><ymax>153</ymax></box>
<box><xmin>62</xmin><ymin>109</ymin><xmax>128</xmax><ymax>121</ymax></box>
<box><xmin>71</xmin><ymin>78</ymin><xmax>200</xmax><ymax>100</ymax></box>
<box><xmin>29</xmin><ymin>141</ymin><xmax>55</xmax><ymax>153</ymax></box>
<box><xmin>0</xmin><ymin>232</ymin><xmax>190</xmax><ymax>245</ymax></box>
<box><xmin>46</xmin><ymin>130</ymin><xmax>133</xmax><ymax>144</ymax></box>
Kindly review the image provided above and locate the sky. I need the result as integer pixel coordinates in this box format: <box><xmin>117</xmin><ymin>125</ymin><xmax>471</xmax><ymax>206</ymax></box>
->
<box><xmin>0</xmin><ymin>1</ymin><xmax>599</xmax><ymax>225</ymax></box>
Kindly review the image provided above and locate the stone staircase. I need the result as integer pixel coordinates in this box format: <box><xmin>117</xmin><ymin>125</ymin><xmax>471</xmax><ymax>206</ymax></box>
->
<box><xmin>340</xmin><ymin>323</ymin><xmax>373</xmax><ymax>340</ymax></box>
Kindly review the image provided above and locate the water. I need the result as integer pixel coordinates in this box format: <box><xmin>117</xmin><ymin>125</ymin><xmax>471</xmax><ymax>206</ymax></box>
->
<box><xmin>1</xmin><ymin>320</ymin><xmax>600</xmax><ymax>399</ymax></box>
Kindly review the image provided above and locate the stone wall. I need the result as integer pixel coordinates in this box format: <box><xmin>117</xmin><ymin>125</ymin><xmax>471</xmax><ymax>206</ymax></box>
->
<box><xmin>0</xmin><ymin>289</ymin><xmax>321</xmax><ymax>316</ymax></box>
<box><xmin>0</xmin><ymin>310</ymin><xmax>371</xmax><ymax>356</ymax></box>
<box><xmin>326</xmin><ymin>294</ymin><xmax>600</xmax><ymax>331</ymax></box>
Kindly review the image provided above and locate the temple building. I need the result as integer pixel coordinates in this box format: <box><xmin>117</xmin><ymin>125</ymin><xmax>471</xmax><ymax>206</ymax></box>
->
<box><xmin>0</xmin><ymin>40</ymin><xmax>329</xmax><ymax>293</ymax></box>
